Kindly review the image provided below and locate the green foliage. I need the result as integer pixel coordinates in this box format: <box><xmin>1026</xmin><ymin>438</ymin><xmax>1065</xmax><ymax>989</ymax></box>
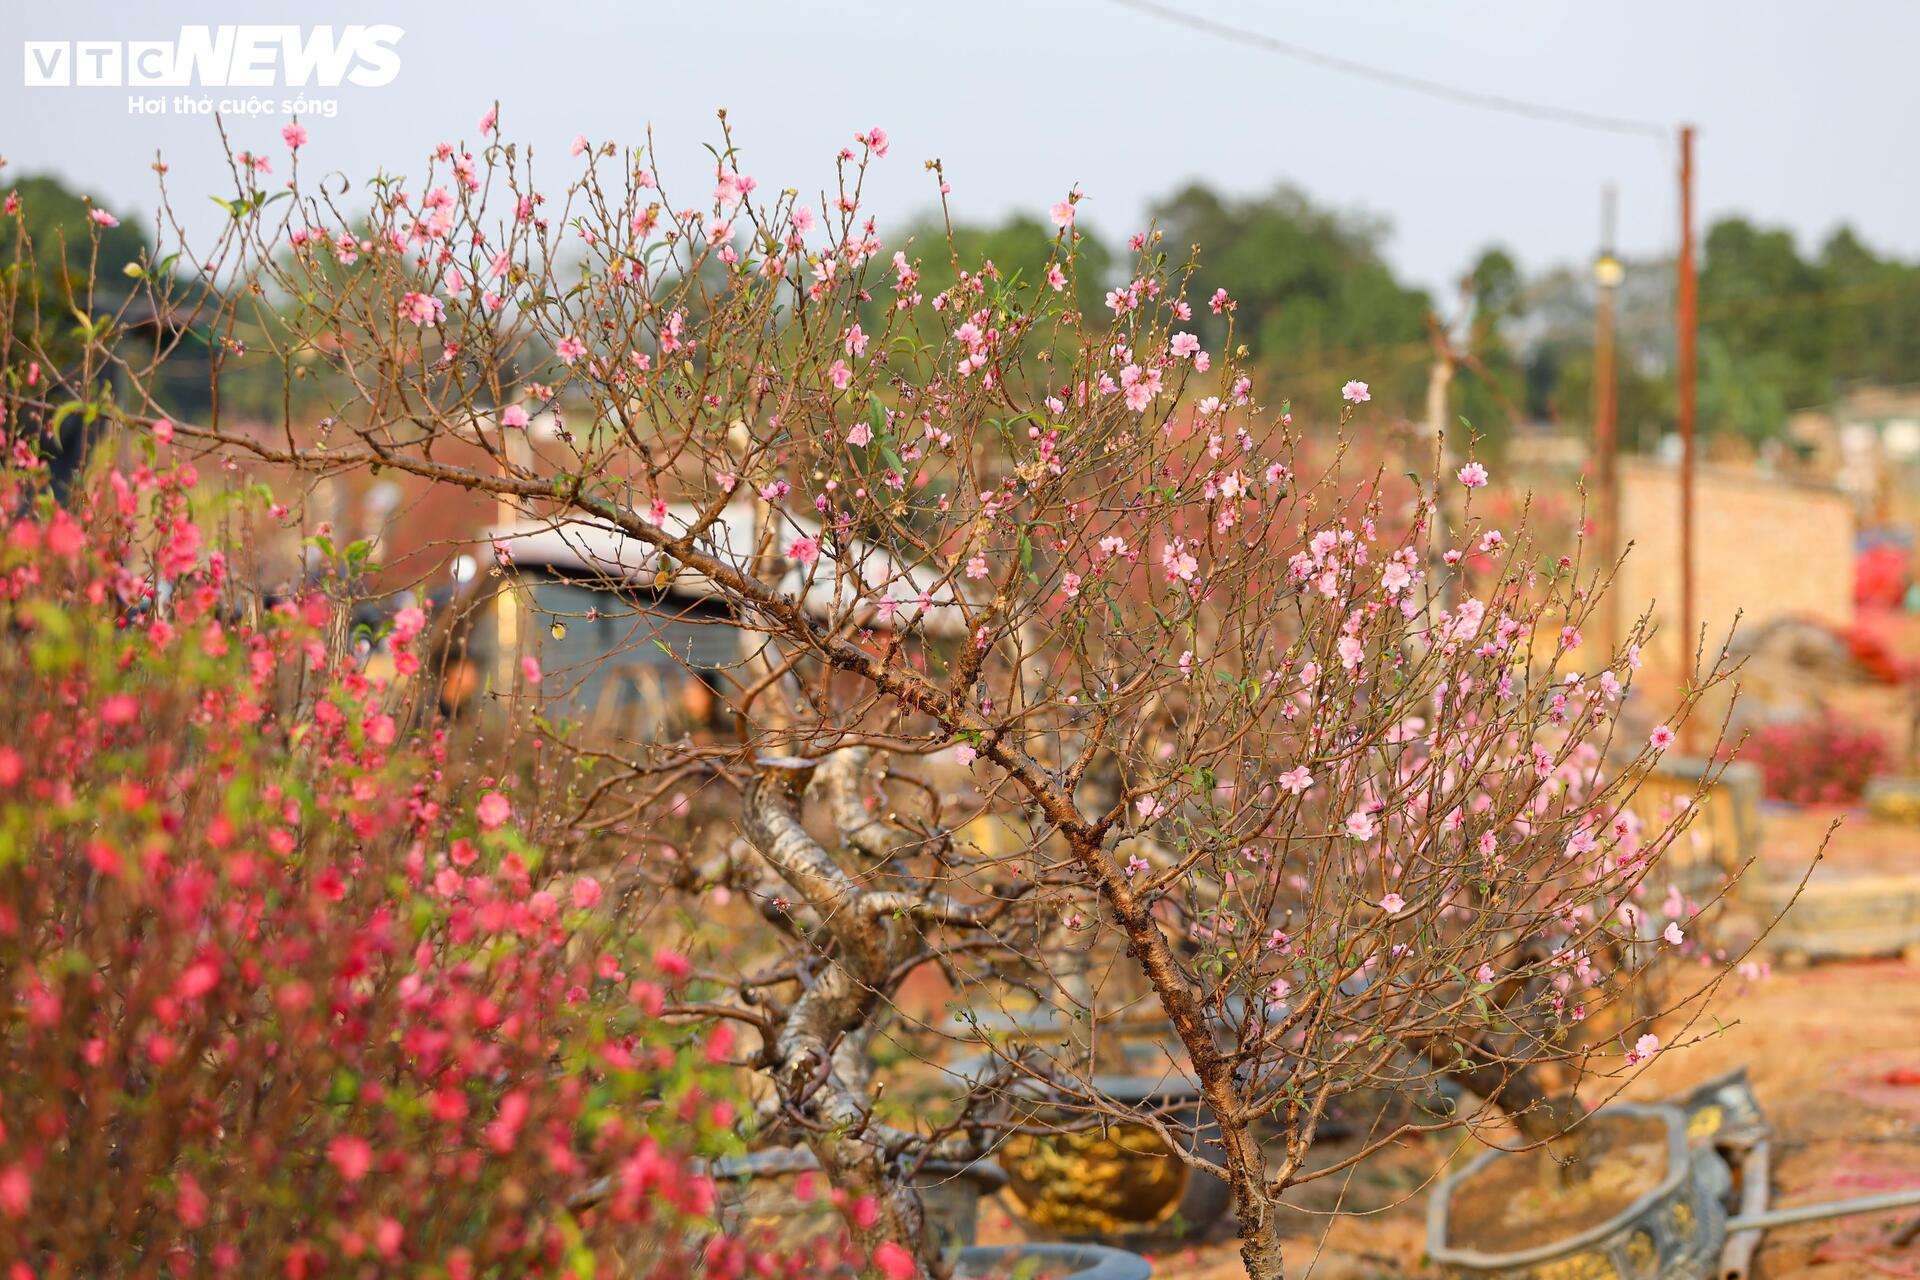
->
<box><xmin>7</xmin><ymin>174</ymin><xmax>151</xmax><ymax>293</ymax></box>
<box><xmin>4</xmin><ymin>175</ymin><xmax>152</xmax><ymax>376</ymax></box>
<box><xmin>1150</xmin><ymin>183</ymin><xmax>1432</xmax><ymax>392</ymax></box>
<box><xmin>1694</xmin><ymin>218</ymin><xmax>1920</xmax><ymax>440</ymax></box>
<box><xmin>1452</xmin><ymin>246</ymin><xmax>1528</xmax><ymax>452</ymax></box>
<box><xmin>25</xmin><ymin>151</ymin><xmax>1920</xmax><ymax>457</ymax></box>
<box><xmin>910</xmin><ymin>188</ymin><xmax>1920</xmax><ymax>449</ymax></box>
<box><xmin>903</xmin><ymin>211</ymin><xmax>1115</xmax><ymax>320</ymax></box>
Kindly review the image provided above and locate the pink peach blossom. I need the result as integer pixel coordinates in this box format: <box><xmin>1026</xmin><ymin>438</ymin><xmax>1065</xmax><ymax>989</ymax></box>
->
<box><xmin>476</xmin><ymin>792</ymin><xmax>511</xmax><ymax>831</ymax></box>
<box><xmin>328</xmin><ymin>1135</ymin><xmax>373</xmax><ymax>1183</ymax></box>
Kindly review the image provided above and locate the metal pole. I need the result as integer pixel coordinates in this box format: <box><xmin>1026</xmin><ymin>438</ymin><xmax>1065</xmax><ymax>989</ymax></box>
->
<box><xmin>1718</xmin><ymin>1139</ymin><xmax>1770</xmax><ymax>1280</ymax></box>
<box><xmin>1676</xmin><ymin>126</ymin><xmax>1699</xmax><ymax>727</ymax></box>
<box><xmin>1724</xmin><ymin>1184</ymin><xmax>1920</xmax><ymax>1235</ymax></box>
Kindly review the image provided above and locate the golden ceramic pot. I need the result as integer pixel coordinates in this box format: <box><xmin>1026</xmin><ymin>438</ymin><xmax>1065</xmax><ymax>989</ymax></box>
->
<box><xmin>995</xmin><ymin>1071</ymin><xmax>1232</xmax><ymax>1247</ymax></box>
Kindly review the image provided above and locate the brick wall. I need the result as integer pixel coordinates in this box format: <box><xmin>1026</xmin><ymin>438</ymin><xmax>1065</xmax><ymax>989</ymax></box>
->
<box><xmin>1611</xmin><ymin>460</ymin><xmax>1855</xmax><ymax>671</ymax></box>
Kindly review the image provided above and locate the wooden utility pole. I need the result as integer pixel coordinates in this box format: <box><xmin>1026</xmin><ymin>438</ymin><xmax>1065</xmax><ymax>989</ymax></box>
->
<box><xmin>1592</xmin><ymin>184</ymin><xmax>1622</xmax><ymax>647</ymax></box>
<box><xmin>1676</xmin><ymin>126</ymin><xmax>1699</xmax><ymax>715</ymax></box>
<box><xmin>1424</xmin><ymin>290</ymin><xmax>1469</xmax><ymax>617</ymax></box>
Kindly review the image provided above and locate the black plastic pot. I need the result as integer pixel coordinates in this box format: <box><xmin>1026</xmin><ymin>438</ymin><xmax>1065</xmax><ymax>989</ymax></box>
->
<box><xmin>954</xmin><ymin>1242</ymin><xmax>1152</xmax><ymax>1279</ymax></box>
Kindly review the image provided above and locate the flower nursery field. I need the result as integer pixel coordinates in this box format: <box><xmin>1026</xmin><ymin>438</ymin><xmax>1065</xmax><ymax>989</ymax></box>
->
<box><xmin>10</xmin><ymin>94</ymin><xmax>1920</xmax><ymax>1280</ymax></box>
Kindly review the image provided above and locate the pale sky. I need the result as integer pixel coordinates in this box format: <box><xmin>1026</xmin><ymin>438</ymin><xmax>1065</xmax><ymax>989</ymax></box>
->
<box><xmin>5</xmin><ymin>1</ymin><xmax>1915</xmax><ymax>295</ymax></box>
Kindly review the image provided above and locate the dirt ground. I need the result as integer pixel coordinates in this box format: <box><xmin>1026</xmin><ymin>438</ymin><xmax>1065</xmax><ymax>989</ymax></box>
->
<box><xmin>975</xmin><ymin>805</ymin><xmax>1920</xmax><ymax>1278</ymax></box>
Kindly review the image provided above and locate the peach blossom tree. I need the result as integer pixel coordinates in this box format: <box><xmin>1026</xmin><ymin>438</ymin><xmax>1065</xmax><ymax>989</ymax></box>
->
<box><xmin>3</xmin><ymin>114</ymin><xmax>1763</xmax><ymax>1280</ymax></box>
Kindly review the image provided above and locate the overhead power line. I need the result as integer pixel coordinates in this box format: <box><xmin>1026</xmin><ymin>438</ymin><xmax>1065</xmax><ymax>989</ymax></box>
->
<box><xmin>1106</xmin><ymin>0</ymin><xmax>1671</xmax><ymax>140</ymax></box>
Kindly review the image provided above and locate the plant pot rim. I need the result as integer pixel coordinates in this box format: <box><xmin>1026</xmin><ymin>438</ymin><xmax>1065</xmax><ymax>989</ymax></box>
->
<box><xmin>1677</xmin><ymin>1064</ymin><xmax>1752</xmax><ymax>1109</ymax></box>
<box><xmin>702</xmin><ymin>1147</ymin><xmax>1008</xmax><ymax>1193</ymax></box>
<box><xmin>954</xmin><ymin>1241</ymin><xmax>1152</xmax><ymax>1280</ymax></box>
<box><xmin>950</xmin><ymin>1001</ymin><xmax>1251</xmax><ymax>1037</ymax></box>
<box><xmin>952</xmin><ymin>1007</ymin><xmax>1174</xmax><ymax>1035</ymax></box>
<box><xmin>1424</xmin><ymin>1102</ymin><xmax>1692</xmax><ymax>1268</ymax></box>
<box><xmin>946</xmin><ymin>1052</ymin><xmax>1206</xmax><ymax>1107</ymax></box>
<box><xmin>1076</xmin><ymin>1072</ymin><xmax>1204</xmax><ymax>1104</ymax></box>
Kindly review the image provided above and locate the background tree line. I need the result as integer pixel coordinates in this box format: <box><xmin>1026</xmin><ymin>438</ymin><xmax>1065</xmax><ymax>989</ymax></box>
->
<box><xmin>18</xmin><ymin>168</ymin><xmax>1920</xmax><ymax>457</ymax></box>
<box><xmin>907</xmin><ymin>183</ymin><xmax>1920</xmax><ymax>456</ymax></box>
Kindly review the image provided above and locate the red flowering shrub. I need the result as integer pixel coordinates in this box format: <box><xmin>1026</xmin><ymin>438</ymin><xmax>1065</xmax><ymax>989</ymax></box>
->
<box><xmin>1844</xmin><ymin>622</ymin><xmax>1913</xmax><ymax>685</ymax></box>
<box><xmin>1854</xmin><ymin>542</ymin><xmax>1908</xmax><ymax>610</ymax></box>
<box><xmin>1741</xmin><ymin>713</ymin><xmax>1888</xmax><ymax>806</ymax></box>
<box><xmin>0</xmin><ymin>448</ymin><xmax>821</xmax><ymax>1276</ymax></box>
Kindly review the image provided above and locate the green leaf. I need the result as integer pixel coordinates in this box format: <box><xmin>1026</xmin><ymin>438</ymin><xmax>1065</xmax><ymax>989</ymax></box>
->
<box><xmin>326</xmin><ymin>1070</ymin><xmax>361</xmax><ymax>1105</ymax></box>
